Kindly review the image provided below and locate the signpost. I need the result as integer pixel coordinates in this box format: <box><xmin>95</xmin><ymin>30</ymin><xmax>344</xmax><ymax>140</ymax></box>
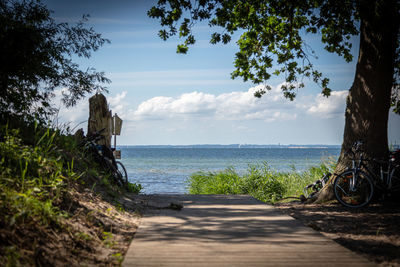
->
<box><xmin>112</xmin><ymin>113</ymin><xmax>123</xmax><ymax>159</ymax></box>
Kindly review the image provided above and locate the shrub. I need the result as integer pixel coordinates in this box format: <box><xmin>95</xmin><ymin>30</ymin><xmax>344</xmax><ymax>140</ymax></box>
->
<box><xmin>0</xmin><ymin>123</ymin><xmax>142</xmax><ymax>229</ymax></box>
<box><xmin>188</xmin><ymin>162</ymin><xmax>335</xmax><ymax>203</ymax></box>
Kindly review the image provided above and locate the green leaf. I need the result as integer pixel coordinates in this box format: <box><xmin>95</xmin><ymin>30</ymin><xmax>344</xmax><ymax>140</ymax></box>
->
<box><xmin>158</xmin><ymin>29</ymin><xmax>169</xmax><ymax>40</ymax></box>
<box><xmin>210</xmin><ymin>32</ymin><xmax>221</xmax><ymax>44</ymax></box>
<box><xmin>148</xmin><ymin>0</ymin><xmax>362</xmax><ymax>101</ymax></box>
<box><xmin>177</xmin><ymin>44</ymin><xmax>189</xmax><ymax>54</ymax></box>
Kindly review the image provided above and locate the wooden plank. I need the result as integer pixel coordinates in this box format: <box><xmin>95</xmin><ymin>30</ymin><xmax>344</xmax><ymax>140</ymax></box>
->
<box><xmin>123</xmin><ymin>195</ymin><xmax>375</xmax><ymax>267</ymax></box>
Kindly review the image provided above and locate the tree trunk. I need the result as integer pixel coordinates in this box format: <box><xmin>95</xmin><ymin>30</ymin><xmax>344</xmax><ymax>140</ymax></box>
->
<box><xmin>87</xmin><ymin>93</ymin><xmax>112</xmax><ymax>147</ymax></box>
<box><xmin>316</xmin><ymin>0</ymin><xmax>399</xmax><ymax>202</ymax></box>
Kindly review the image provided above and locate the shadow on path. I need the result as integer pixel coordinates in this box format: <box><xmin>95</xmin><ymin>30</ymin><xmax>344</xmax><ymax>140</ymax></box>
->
<box><xmin>123</xmin><ymin>194</ymin><xmax>375</xmax><ymax>267</ymax></box>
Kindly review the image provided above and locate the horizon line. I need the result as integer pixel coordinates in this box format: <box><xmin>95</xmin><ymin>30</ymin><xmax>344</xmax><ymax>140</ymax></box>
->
<box><xmin>116</xmin><ymin>144</ymin><xmax>342</xmax><ymax>147</ymax></box>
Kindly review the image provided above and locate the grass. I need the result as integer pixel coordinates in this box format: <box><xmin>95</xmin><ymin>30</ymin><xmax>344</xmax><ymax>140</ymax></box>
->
<box><xmin>188</xmin><ymin>161</ymin><xmax>335</xmax><ymax>203</ymax></box>
<box><xmin>0</xmin><ymin>122</ymin><xmax>142</xmax><ymax>265</ymax></box>
<box><xmin>1</xmin><ymin>127</ymin><xmax>70</xmax><ymax>227</ymax></box>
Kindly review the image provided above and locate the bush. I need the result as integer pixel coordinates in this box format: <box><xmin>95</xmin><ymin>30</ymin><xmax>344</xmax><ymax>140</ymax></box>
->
<box><xmin>0</xmin><ymin>126</ymin><xmax>72</xmax><ymax>227</ymax></box>
<box><xmin>0</xmin><ymin>123</ymin><xmax>142</xmax><ymax>228</ymax></box>
<box><xmin>126</xmin><ymin>182</ymin><xmax>143</xmax><ymax>194</ymax></box>
<box><xmin>187</xmin><ymin>162</ymin><xmax>335</xmax><ymax>203</ymax></box>
<box><xmin>0</xmin><ymin>122</ymin><xmax>143</xmax><ymax>266</ymax></box>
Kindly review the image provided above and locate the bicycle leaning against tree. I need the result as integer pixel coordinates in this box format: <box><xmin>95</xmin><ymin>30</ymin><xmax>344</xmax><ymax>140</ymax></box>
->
<box><xmin>333</xmin><ymin>141</ymin><xmax>400</xmax><ymax>208</ymax></box>
<box><xmin>81</xmin><ymin>128</ymin><xmax>128</xmax><ymax>187</ymax></box>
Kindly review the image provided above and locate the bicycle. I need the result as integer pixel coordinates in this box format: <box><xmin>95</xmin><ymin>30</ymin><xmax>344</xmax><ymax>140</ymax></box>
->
<box><xmin>115</xmin><ymin>160</ymin><xmax>128</xmax><ymax>185</ymax></box>
<box><xmin>302</xmin><ymin>172</ymin><xmax>331</xmax><ymax>200</ymax></box>
<box><xmin>82</xmin><ymin>128</ymin><xmax>128</xmax><ymax>187</ymax></box>
<box><xmin>333</xmin><ymin>141</ymin><xmax>400</xmax><ymax>208</ymax></box>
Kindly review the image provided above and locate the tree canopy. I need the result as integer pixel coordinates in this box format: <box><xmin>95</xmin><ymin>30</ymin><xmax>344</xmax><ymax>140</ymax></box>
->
<box><xmin>0</xmin><ymin>0</ymin><xmax>110</xmax><ymax>121</ymax></box>
<box><xmin>148</xmin><ymin>0</ymin><xmax>399</xmax><ymax>110</ymax></box>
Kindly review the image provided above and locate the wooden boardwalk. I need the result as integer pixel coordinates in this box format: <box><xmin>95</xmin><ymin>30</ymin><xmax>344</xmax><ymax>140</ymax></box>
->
<box><xmin>123</xmin><ymin>194</ymin><xmax>374</xmax><ymax>266</ymax></box>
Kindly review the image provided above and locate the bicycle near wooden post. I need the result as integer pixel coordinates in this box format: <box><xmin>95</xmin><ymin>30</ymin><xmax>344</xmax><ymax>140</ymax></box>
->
<box><xmin>82</xmin><ymin>128</ymin><xmax>128</xmax><ymax>187</ymax></box>
<box><xmin>111</xmin><ymin>113</ymin><xmax>127</xmax><ymax>185</ymax></box>
<box><xmin>333</xmin><ymin>141</ymin><xmax>400</xmax><ymax>208</ymax></box>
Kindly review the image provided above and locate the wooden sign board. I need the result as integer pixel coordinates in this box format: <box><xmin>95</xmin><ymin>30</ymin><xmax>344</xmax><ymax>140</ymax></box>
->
<box><xmin>113</xmin><ymin>150</ymin><xmax>121</xmax><ymax>159</ymax></box>
<box><xmin>112</xmin><ymin>114</ymin><xmax>123</xmax><ymax>135</ymax></box>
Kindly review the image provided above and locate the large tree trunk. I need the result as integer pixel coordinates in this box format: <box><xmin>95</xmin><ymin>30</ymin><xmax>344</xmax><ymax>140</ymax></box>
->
<box><xmin>316</xmin><ymin>0</ymin><xmax>399</xmax><ymax>202</ymax></box>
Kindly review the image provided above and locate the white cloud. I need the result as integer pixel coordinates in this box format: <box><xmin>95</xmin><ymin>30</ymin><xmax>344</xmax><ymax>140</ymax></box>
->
<box><xmin>52</xmin><ymin>89</ymin><xmax>88</xmax><ymax>124</ymax></box>
<box><xmin>133</xmin><ymin>84</ymin><xmax>300</xmax><ymax>122</ymax></box>
<box><xmin>133</xmin><ymin>92</ymin><xmax>216</xmax><ymax>119</ymax></box>
<box><xmin>53</xmin><ymin>90</ymin><xmax>132</xmax><ymax>133</ymax></box>
<box><xmin>53</xmin><ymin>86</ymin><xmax>349</xmax><ymax>134</ymax></box>
<box><xmin>307</xmin><ymin>90</ymin><xmax>348</xmax><ymax>118</ymax></box>
<box><xmin>108</xmin><ymin>91</ymin><xmax>129</xmax><ymax>116</ymax></box>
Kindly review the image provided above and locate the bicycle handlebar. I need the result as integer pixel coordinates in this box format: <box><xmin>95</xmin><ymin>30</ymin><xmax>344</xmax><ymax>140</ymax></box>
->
<box><xmin>344</xmin><ymin>140</ymin><xmax>364</xmax><ymax>157</ymax></box>
<box><xmin>93</xmin><ymin>128</ymin><xmax>106</xmax><ymax>136</ymax></box>
<box><xmin>81</xmin><ymin>128</ymin><xmax>106</xmax><ymax>145</ymax></box>
<box><xmin>353</xmin><ymin>140</ymin><xmax>364</xmax><ymax>151</ymax></box>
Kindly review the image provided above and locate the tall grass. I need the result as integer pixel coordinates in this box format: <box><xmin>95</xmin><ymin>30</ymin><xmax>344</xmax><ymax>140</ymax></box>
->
<box><xmin>0</xmin><ymin>126</ymin><xmax>74</xmax><ymax>227</ymax></box>
<box><xmin>0</xmin><ymin>122</ymin><xmax>143</xmax><ymax>265</ymax></box>
<box><xmin>188</xmin><ymin>161</ymin><xmax>335</xmax><ymax>203</ymax></box>
<box><xmin>0</xmin><ymin>124</ymin><xmax>142</xmax><ymax>228</ymax></box>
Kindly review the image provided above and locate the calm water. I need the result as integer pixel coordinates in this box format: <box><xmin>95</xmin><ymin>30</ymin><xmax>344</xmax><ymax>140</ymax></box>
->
<box><xmin>118</xmin><ymin>147</ymin><xmax>340</xmax><ymax>194</ymax></box>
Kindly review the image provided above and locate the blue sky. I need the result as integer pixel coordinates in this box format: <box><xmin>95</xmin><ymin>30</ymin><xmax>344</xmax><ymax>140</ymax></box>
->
<box><xmin>45</xmin><ymin>0</ymin><xmax>400</xmax><ymax>146</ymax></box>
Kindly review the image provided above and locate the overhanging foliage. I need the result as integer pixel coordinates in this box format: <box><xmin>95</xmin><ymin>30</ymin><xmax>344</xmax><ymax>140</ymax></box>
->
<box><xmin>148</xmin><ymin>0</ymin><xmax>399</xmax><ymax>110</ymax></box>
<box><xmin>0</xmin><ymin>0</ymin><xmax>110</xmax><ymax>121</ymax></box>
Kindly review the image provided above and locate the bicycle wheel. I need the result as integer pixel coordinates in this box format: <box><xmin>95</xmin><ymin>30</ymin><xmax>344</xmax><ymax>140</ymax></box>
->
<box><xmin>116</xmin><ymin>161</ymin><xmax>128</xmax><ymax>185</ymax></box>
<box><xmin>390</xmin><ymin>166</ymin><xmax>400</xmax><ymax>191</ymax></box>
<box><xmin>334</xmin><ymin>170</ymin><xmax>374</xmax><ymax>208</ymax></box>
<box><xmin>102</xmin><ymin>157</ymin><xmax>124</xmax><ymax>187</ymax></box>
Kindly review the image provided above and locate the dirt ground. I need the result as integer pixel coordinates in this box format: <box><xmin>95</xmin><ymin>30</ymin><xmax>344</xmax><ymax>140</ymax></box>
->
<box><xmin>0</xmin><ymin>185</ymin><xmax>142</xmax><ymax>266</ymax></box>
<box><xmin>275</xmin><ymin>201</ymin><xmax>400</xmax><ymax>266</ymax></box>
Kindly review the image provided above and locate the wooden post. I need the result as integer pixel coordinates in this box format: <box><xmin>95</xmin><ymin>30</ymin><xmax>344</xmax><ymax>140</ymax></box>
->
<box><xmin>111</xmin><ymin>113</ymin><xmax>123</xmax><ymax>159</ymax></box>
<box><xmin>87</xmin><ymin>93</ymin><xmax>112</xmax><ymax>147</ymax></box>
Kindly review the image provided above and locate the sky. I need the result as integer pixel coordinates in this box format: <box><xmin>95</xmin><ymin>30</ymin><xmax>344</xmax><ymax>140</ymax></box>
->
<box><xmin>45</xmin><ymin>0</ymin><xmax>400</xmax><ymax>146</ymax></box>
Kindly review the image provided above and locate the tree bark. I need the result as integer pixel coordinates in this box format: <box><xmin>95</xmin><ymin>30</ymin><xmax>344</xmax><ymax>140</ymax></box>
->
<box><xmin>316</xmin><ymin>0</ymin><xmax>399</xmax><ymax>202</ymax></box>
<box><xmin>87</xmin><ymin>93</ymin><xmax>112</xmax><ymax>147</ymax></box>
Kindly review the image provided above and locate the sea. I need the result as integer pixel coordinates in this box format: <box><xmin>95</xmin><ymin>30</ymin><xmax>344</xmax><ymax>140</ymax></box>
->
<box><xmin>117</xmin><ymin>145</ymin><xmax>341</xmax><ymax>194</ymax></box>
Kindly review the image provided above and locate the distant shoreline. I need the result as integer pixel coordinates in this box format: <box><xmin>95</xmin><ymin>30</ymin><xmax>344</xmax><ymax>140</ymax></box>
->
<box><xmin>117</xmin><ymin>144</ymin><xmax>341</xmax><ymax>149</ymax></box>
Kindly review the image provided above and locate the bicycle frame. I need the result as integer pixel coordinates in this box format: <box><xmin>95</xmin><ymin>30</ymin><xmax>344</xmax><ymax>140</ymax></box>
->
<box><xmin>334</xmin><ymin>141</ymin><xmax>400</xmax><ymax>208</ymax></box>
<box><xmin>349</xmin><ymin>151</ymin><xmax>399</xmax><ymax>192</ymax></box>
<box><xmin>81</xmin><ymin>129</ymin><xmax>128</xmax><ymax>186</ymax></box>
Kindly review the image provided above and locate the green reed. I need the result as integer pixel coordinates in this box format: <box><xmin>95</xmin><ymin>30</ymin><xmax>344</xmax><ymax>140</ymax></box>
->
<box><xmin>188</xmin><ymin>161</ymin><xmax>335</xmax><ymax>203</ymax></box>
